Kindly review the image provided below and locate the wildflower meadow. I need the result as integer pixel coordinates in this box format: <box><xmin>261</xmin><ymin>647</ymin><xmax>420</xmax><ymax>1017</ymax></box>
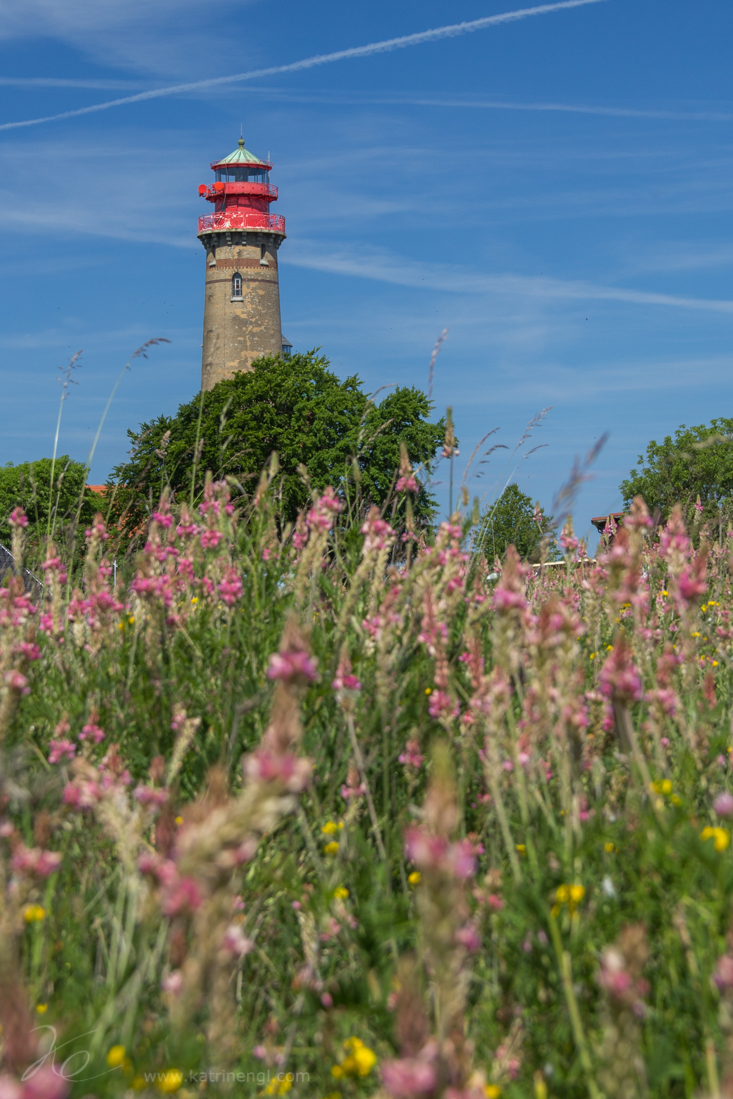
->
<box><xmin>2</xmin><ymin>462</ymin><xmax>733</xmax><ymax>1099</ymax></box>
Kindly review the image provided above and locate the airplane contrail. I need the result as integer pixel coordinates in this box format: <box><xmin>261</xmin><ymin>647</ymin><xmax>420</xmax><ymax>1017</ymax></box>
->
<box><xmin>237</xmin><ymin>88</ymin><xmax>733</xmax><ymax>123</ymax></box>
<box><xmin>0</xmin><ymin>0</ymin><xmax>607</xmax><ymax>133</ymax></box>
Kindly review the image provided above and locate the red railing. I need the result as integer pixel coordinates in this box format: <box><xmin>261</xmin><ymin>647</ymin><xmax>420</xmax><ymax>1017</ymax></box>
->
<box><xmin>202</xmin><ymin>183</ymin><xmax>278</xmax><ymax>200</ymax></box>
<box><xmin>198</xmin><ymin>212</ymin><xmax>286</xmax><ymax>234</ymax></box>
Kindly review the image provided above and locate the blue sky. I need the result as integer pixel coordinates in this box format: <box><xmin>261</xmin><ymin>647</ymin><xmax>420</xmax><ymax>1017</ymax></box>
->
<box><xmin>1</xmin><ymin>0</ymin><xmax>733</xmax><ymax>542</ymax></box>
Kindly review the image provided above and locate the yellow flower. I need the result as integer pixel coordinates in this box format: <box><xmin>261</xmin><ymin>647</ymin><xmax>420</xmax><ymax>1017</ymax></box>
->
<box><xmin>118</xmin><ymin>623</ymin><xmax>124</xmax><ymax>631</ymax></box>
<box><xmin>128</xmin><ymin>616</ymin><xmax>135</xmax><ymax>625</ymax></box>
<box><xmin>425</xmin><ymin>687</ymin><xmax>432</xmax><ymax>695</ymax></box>
<box><xmin>332</xmin><ymin>1038</ymin><xmax>376</xmax><ymax>1079</ymax></box>
<box><xmin>662</xmin><ymin>590</ymin><xmax>668</xmax><ymax>597</ymax></box>
<box><xmin>651</xmin><ymin>779</ymin><xmax>673</xmax><ymax>796</ymax></box>
<box><xmin>131</xmin><ymin>1078</ymin><xmax>147</xmax><ymax>1091</ymax></box>
<box><xmin>333</xmin><ymin>887</ymin><xmax>349</xmax><ymax>900</ymax></box>
<box><xmin>35</xmin><ymin>1004</ymin><xmax>47</xmax><ymax>1015</ymax></box>
<box><xmin>408</xmin><ymin>871</ymin><xmax>421</xmax><ymax>886</ymax></box>
<box><xmin>516</xmin><ymin>844</ymin><xmax>526</xmax><ymax>856</ymax></box>
<box><xmin>23</xmin><ymin>904</ymin><xmax>45</xmax><ymax>923</ymax></box>
<box><xmin>701</xmin><ymin>826</ymin><xmax>730</xmax><ymax>852</ymax></box>
<box><xmin>691</xmin><ymin>631</ymin><xmax>700</xmax><ymax>638</ymax></box>
<box><xmin>556</xmin><ymin>883</ymin><xmax>585</xmax><ymax>913</ymax></box>
<box><xmin>324</xmin><ymin>842</ymin><xmax>339</xmax><ymax>856</ymax></box>
<box><xmin>352</xmin><ymin>1046</ymin><xmax>376</xmax><ymax>1076</ymax></box>
<box><xmin>714</xmin><ymin>661</ymin><xmax>719</xmax><ymax>666</ymax></box>
<box><xmin>191</xmin><ymin>597</ymin><xmax>198</xmax><ymax>604</ymax></box>
<box><xmin>262</xmin><ymin>1077</ymin><xmax>292</xmax><ymax>1096</ymax></box>
<box><xmin>485</xmin><ymin>1087</ymin><xmax>502</xmax><ymax>1099</ymax></box>
<box><xmin>157</xmin><ymin>1069</ymin><xmax>183</xmax><ymax>1093</ymax></box>
<box><xmin>605</xmin><ymin>842</ymin><xmax>616</xmax><ymax>853</ymax></box>
<box><xmin>589</xmin><ymin>653</ymin><xmax>595</xmax><ymax>660</ymax></box>
<box><xmin>322</xmin><ymin>821</ymin><xmax>339</xmax><ymax>835</ymax></box>
<box><xmin>175</xmin><ymin>816</ymin><xmax>183</xmax><ymax>826</ymax></box>
<box><xmin>107</xmin><ymin>1045</ymin><xmax>126</xmax><ymax>1069</ymax></box>
<box><xmin>671</xmin><ymin>795</ymin><xmax>682</xmax><ymax>806</ymax></box>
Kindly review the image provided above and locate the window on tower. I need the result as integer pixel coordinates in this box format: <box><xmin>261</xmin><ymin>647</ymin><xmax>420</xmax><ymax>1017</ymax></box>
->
<box><xmin>232</xmin><ymin>273</ymin><xmax>243</xmax><ymax>300</ymax></box>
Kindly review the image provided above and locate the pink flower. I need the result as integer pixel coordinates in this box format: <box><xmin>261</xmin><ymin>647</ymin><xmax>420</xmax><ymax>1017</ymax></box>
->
<box><xmin>320</xmin><ymin>992</ymin><xmax>333</xmax><ymax>1008</ymax></box>
<box><xmin>381</xmin><ymin>1058</ymin><xmax>436</xmax><ymax>1098</ymax></box>
<box><xmin>404</xmin><ymin>828</ymin><xmax>476</xmax><ymax>880</ymax></box>
<box><xmin>715</xmin><ymin>954</ymin><xmax>733</xmax><ymax>991</ymax></box>
<box><xmin>398</xmin><ymin>739</ymin><xmax>424</xmax><ymax>769</ymax></box>
<box><xmin>218</xmin><ymin>568</ymin><xmax>243</xmax><ymax>606</ymax></box>
<box><xmin>162</xmin><ymin>970</ymin><xmax>183</xmax><ymax>995</ymax></box>
<box><xmin>79</xmin><ymin>722</ymin><xmax>105</xmax><ymax>744</ymax></box>
<box><xmin>48</xmin><ymin>739</ymin><xmax>76</xmax><ymax>765</ymax></box>
<box><xmin>62</xmin><ymin>780</ymin><xmax>101</xmax><ymax>809</ymax></box>
<box><xmin>455</xmin><ymin>924</ymin><xmax>481</xmax><ymax>952</ymax></box>
<box><xmin>267</xmin><ymin>648</ymin><xmax>318</xmax><ymax>684</ymax></box>
<box><xmin>200</xmin><ymin>529</ymin><xmax>223</xmax><ymax>550</ymax></box>
<box><xmin>599</xmin><ymin>637</ymin><xmax>643</xmax><ymax>704</ymax></box>
<box><xmin>161</xmin><ymin>875</ymin><xmax>203</xmax><ymax>917</ymax></box>
<box><xmin>4</xmin><ymin>671</ymin><xmax>29</xmax><ymax>695</ymax></box>
<box><xmin>8</xmin><ymin>507</ymin><xmax>28</xmax><ymax>529</ymax></box>
<box><xmin>714</xmin><ymin>792</ymin><xmax>733</xmax><ymax>817</ymax></box>
<box><xmin>428</xmin><ymin>690</ymin><xmax>459</xmax><ymax>722</ymax></box>
<box><xmin>396</xmin><ymin>475</ymin><xmax>419</xmax><ymax>493</ymax></box>
<box><xmin>487</xmin><ymin>893</ymin><xmax>504</xmax><ymax>911</ymax></box>
<box><xmin>245</xmin><ymin>749</ymin><xmax>312</xmax><ymax>793</ymax></box>
<box><xmin>361</xmin><ymin>508</ymin><xmax>395</xmax><ymax>554</ymax></box>
<box><xmin>133</xmin><ymin>785</ymin><xmax>169</xmax><ymax>808</ymax></box>
<box><xmin>22</xmin><ymin>1066</ymin><xmax>71</xmax><ymax>1099</ymax></box>
<box><xmin>222</xmin><ymin>925</ymin><xmax>254</xmax><ymax>958</ymax></box>
<box><xmin>0</xmin><ymin>1076</ymin><xmax>23</xmax><ymax>1099</ymax></box>
<box><xmin>11</xmin><ymin>845</ymin><xmax>62</xmax><ymax>878</ymax></box>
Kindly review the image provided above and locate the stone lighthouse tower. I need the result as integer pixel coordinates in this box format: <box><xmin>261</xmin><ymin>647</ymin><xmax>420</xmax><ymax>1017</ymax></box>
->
<box><xmin>197</xmin><ymin>137</ymin><xmax>286</xmax><ymax>391</ymax></box>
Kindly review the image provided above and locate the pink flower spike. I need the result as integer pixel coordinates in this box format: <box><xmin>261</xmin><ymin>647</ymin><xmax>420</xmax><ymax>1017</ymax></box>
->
<box><xmin>48</xmin><ymin>739</ymin><xmax>76</xmax><ymax>765</ymax></box>
<box><xmin>267</xmin><ymin>648</ymin><xmax>318</xmax><ymax>685</ymax></box>
<box><xmin>8</xmin><ymin>507</ymin><xmax>28</xmax><ymax>529</ymax></box>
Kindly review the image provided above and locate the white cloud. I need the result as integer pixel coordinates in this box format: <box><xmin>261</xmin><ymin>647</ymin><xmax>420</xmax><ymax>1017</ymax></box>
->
<box><xmin>283</xmin><ymin>241</ymin><xmax>733</xmax><ymax>315</ymax></box>
<box><xmin>0</xmin><ymin>0</ymin><xmax>261</xmax><ymax>76</ymax></box>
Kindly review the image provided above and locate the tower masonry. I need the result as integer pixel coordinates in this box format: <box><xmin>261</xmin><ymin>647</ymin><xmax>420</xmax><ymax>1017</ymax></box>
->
<box><xmin>197</xmin><ymin>137</ymin><xmax>287</xmax><ymax>391</ymax></box>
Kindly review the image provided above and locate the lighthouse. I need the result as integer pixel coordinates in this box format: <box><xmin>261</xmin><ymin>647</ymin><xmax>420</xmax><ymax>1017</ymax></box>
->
<box><xmin>197</xmin><ymin>137</ymin><xmax>286</xmax><ymax>391</ymax></box>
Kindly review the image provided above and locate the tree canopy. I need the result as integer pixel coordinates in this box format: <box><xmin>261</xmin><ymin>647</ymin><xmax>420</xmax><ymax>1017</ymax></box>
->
<box><xmin>474</xmin><ymin>482</ymin><xmax>550</xmax><ymax>562</ymax></box>
<box><xmin>0</xmin><ymin>457</ymin><xmax>99</xmax><ymax>553</ymax></box>
<box><xmin>619</xmin><ymin>417</ymin><xmax>733</xmax><ymax>528</ymax></box>
<box><xmin>108</xmin><ymin>351</ymin><xmax>445</xmax><ymax>533</ymax></box>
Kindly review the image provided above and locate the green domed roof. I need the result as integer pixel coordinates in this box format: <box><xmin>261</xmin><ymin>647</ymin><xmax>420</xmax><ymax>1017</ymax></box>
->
<box><xmin>214</xmin><ymin>136</ymin><xmax>267</xmax><ymax>167</ymax></box>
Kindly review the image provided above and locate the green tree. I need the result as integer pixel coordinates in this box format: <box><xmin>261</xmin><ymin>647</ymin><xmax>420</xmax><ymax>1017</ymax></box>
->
<box><xmin>108</xmin><ymin>351</ymin><xmax>445</xmax><ymax>534</ymax></box>
<box><xmin>0</xmin><ymin>457</ymin><xmax>100</xmax><ymax>556</ymax></box>
<box><xmin>474</xmin><ymin>482</ymin><xmax>550</xmax><ymax>562</ymax></box>
<box><xmin>619</xmin><ymin>417</ymin><xmax>733</xmax><ymax>529</ymax></box>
